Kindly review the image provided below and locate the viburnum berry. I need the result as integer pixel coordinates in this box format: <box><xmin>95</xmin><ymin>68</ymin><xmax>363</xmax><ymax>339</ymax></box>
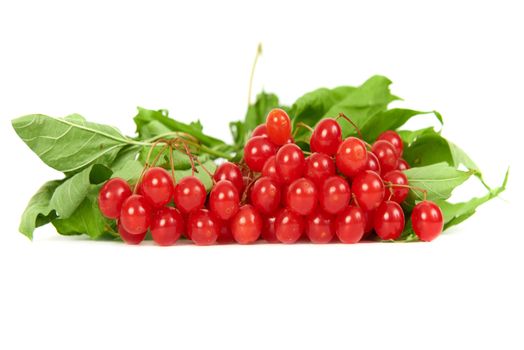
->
<box><xmin>374</xmin><ymin>201</ymin><xmax>405</xmax><ymax>240</ymax></box>
<box><xmin>266</xmin><ymin>108</ymin><xmax>292</xmax><ymax>145</ymax></box>
<box><xmin>310</xmin><ymin>118</ymin><xmax>342</xmax><ymax>156</ymax></box>
<box><xmin>306</xmin><ymin>210</ymin><xmax>334</xmax><ymax>243</ymax></box>
<box><xmin>304</xmin><ymin>152</ymin><xmax>336</xmax><ymax>186</ymax></box>
<box><xmin>352</xmin><ymin>170</ymin><xmax>385</xmax><ymax>211</ymax></box>
<box><xmin>187</xmin><ymin>209</ymin><xmax>220</xmax><ymax>245</ymax></box>
<box><xmin>335</xmin><ymin>205</ymin><xmax>366</xmax><ymax>244</ymax></box>
<box><xmin>319</xmin><ymin>176</ymin><xmax>350</xmax><ymax>215</ymax></box>
<box><xmin>140</xmin><ymin>167</ymin><xmax>174</xmax><ymax>208</ymax></box>
<box><xmin>230</xmin><ymin>204</ymin><xmax>262</xmax><ymax>244</ymax></box>
<box><xmin>336</xmin><ymin>137</ymin><xmax>368</xmax><ymax>177</ymax></box>
<box><xmin>209</xmin><ymin>180</ymin><xmax>240</xmax><ymax>220</ymax></box>
<box><xmin>275</xmin><ymin>143</ymin><xmax>306</xmax><ymax>184</ymax></box>
<box><xmin>275</xmin><ymin>208</ymin><xmax>304</xmax><ymax>244</ymax></box>
<box><xmin>372</xmin><ymin>140</ymin><xmax>399</xmax><ymax>174</ymax></box>
<box><xmin>173</xmin><ymin>176</ymin><xmax>206</xmax><ymax>214</ymax></box>
<box><xmin>365</xmin><ymin>151</ymin><xmax>381</xmax><ymax>174</ymax></box>
<box><xmin>250</xmin><ymin>176</ymin><xmax>281</xmax><ymax>216</ymax></box>
<box><xmin>98</xmin><ymin>178</ymin><xmax>132</xmax><ymax>219</ymax></box>
<box><xmin>397</xmin><ymin>158</ymin><xmax>410</xmax><ymax>171</ymax></box>
<box><xmin>150</xmin><ymin>207</ymin><xmax>184</xmax><ymax>246</ymax></box>
<box><xmin>120</xmin><ymin>194</ymin><xmax>153</xmax><ymax>235</ymax></box>
<box><xmin>118</xmin><ymin>220</ymin><xmax>146</xmax><ymax>245</ymax></box>
<box><xmin>261</xmin><ymin>155</ymin><xmax>283</xmax><ymax>184</ymax></box>
<box><xmin>261</xmin><ymin>216</ymin><xmax>278</xmax><ymax>243</ymax></box>
<box><xmin>382</xmin><ymin>170</ymin><xmax>409</xmax><ymax>203</ymax></box>
<box><xmin>251</xmin><ymin>124</ymin><xmax>268</xmax><ymax>138</ymax></box>
<box><xmin>244</xmin><ymin>136</ymin><xmax>277</xmax><ymax>172</ymax></box>
<box><xmin>377</xmin><ymin>130</ymin><xmax>403</xmax><ymax>157</ymax></box>
<box><xmin>217</xmin><ymin>222</ymin><xmax>234</xmax><ymax>244</ymax></box>
<box><xmin>214</xmin><ymin>162</ymin><xmax>245</xmax><ymax>194</ymax></box>
<box><xmin>364</xmin><ymin>210</ymin><xmax>375</xmax><ymax>234</ymax></box>
<box><xmin>286</xmin><ymin>177</ymin><xmax>318</xmax><ymax>216</ymax></box>
<box><xmin>411</xmin><ymin>200</ymin><xmax>444</xmax><ymax>242</ymax></box>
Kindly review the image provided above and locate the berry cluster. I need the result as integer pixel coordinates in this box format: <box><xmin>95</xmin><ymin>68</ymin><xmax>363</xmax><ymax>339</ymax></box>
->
<box><xmin>98</xmin><ymin>109</ymin><xmax>444</xmax><ymax>246</ymax></box>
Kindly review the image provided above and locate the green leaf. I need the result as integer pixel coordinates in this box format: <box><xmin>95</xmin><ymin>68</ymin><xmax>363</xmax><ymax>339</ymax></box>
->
<box><xmin>111</xmin><ymin>160</ymin><xmax>144</xmax><ymax>183</ymax></box>
<box><xmin>404</xmin><ymin>163</ymin><xmax>473</xmax><ymax>203</ymax></box>
<box><xmin>12</xmin><ymin>114</ymin><xmax>132</xmax><ymax>174</ymax></box>
<box><xmin>19</xmin><ymin>180</ymin><xmax>62</xmax><ymax>239</ymax></box>
<box><xmin>173</xmin><ymin>159</ymin><xmax>217</xmax><ymax>191</ymax></box>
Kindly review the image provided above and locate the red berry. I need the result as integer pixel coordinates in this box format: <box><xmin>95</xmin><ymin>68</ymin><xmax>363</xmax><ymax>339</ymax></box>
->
<box><xmin>151</xmin><ymin>207</ymin><xmax>184</xmax><ymax>246</ymax></box>
<box><xmin>266</xmin><ymin>108</ymin><xmax>292</xmax><ymax>146</ymax></box>
<box><xmin>140</xmin><ymin>167</ymin><xmax>174</xmax><ymax>208</ymax></box>
<box><xmin>251</xmin><ymin>124</ymin><xmax>268</xmax><ymax>138</ymax></box>
<box><xmin>335</xmin><ymin>206</ymin><xmax>366</xmax><ymax>243</ymax></box>
<box><xmin>382</xmin><ymin>170</ymin><xmax>409</xmax><ymax>203</ymax></box>
<box><xmin>275</xmin><ymin>143</ymin><xmax>306</xmax><ymax>184</ymax></box>
<box><xmin>173</xmin><ymin>176</ymin><xmax>206</xmax><ymax>214</ymax></box>
<box><xmin>217</xmin><ymin>222</ymin><xmax>234</xmax><ymax>244</ymax></box>
<box><xmin>336</xmin><ymin>137</ymin><xmax>368</xmax><ymax>177</ymax></box>
<box><xmin>250</xmin><ymin>177</ymin><xmax>281</xmax><ymax>216</ymax></box>
<box><xmin>374</xmin><ymin>201</ymin><xmax>405</xmax><ymax>240</ymax></box>
<box><xmin>372</xmin><ymin>140</ymin><xmax>399</xmax><ymax>174</ymax></box>
<box><xmin>411</xmin><ymin>200</ymin><xmax>444</xmax><ymax>242</ymax></box>
<box><xmin>230</xmin><ymin>204</ymin><xmax>262</xmax><ymax>244</ymax></box>
<box><xmin>319</xmin><ymin>176</ymin><xmax>350</xmax><ymax>215</ymax></box>
<box><xmin>118</xmin><ymin>221</ymin><xmax>146</xmax><ymax>245</ymax></box>
<box><xmin>364</xmin><ymin>210</ymin><xmax>375</xmax><ymax>234</ymax></box>
<box><xmin>365</xmin><ymin>151</ymin><xmax>381</xmax><ymax>174</ymax></box>
<box><xmin>214</xmin><ymin>162</ymin><xmax>244</xmax><ymax>194</ymax></box>
<box><xmin>98</xmin><ymin>178</ymin><xmax>132</xmax><ymax>219</ymax></box>
<box><xmin>286</xmin><ymin>178</ymin><xmax>318</xmax><ymax>216</ymax></box>
<box><xmin>261</xmin><ymin>216</ymin><xmax>278</xmax><ymax>243</ymax></box>
<box><xmin>120</xmin><ymin>194</ymin><xmax>153</xmax><ymax>235</ymax></box>
<box><xmin>352</xmin><ymin>170</ymin><xmax>385</xmax><ymax>211</ymax></box>
<box><xmin>304</xmin><ymin>152</ymin><xmax>336</xmax><ymax>186</ymax></box>
<box><xmin>310</xmin><ymin>118</ymin><xmax>342</xmax><ymax>155</ymax></box>
<box><xmin>397</xmin><ymin>159</ymin><xmax>410</xmax><ymax>171</ymax></box>
<box><xmin>187</xmin><ymin>209</ymin><xmax>220</xmax><ymax>245</ymax></box>
<box><xmin>306</xmin><ymin>210</ymin><xmax>335</xmax><ymax>243</ymax></box>
<box><xmin>275</xmin><ymin>208</ymin><xmax>304</xmax><ymax>244</ymax></box>
<box><xmin>244</xmin><ymin>136</ymin><xmax>277</xmax><ymax>172</ymax></box>
<box><xmin>209</xmin><ymin>180</ymin><xmax>240</xmax><ymax>221</ymax></box>
<box><xmin>377</xmin><ymin>130</ymin><xmax>403</xmax><ymax>157</ymax></box>
<box><xmin>262</xmin><ymin>155</ymin><xmax>283</xmax><ymax>184</ymax></box>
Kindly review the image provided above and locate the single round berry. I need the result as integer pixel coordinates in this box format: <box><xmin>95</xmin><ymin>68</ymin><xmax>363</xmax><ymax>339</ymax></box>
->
<box><xmin>118</xmin><ymin>221</ymin><xmax>146</xmax><ymax>245</ymax></box>
<box><xmin>372</xmin><ymin>140</ymin><xmax>399</xmax><ymax>175</ymax></box>
<box><xmin>261</xmin><ymin>216</ymin><xmax>278</xmax><ymax>243</ymax></box>
<box><xmin>187</xmin><ymin>209</ymin><xmax>220</xmax><ymax>246</ymax></box>
<box><xmin>374</xmin><ymin>201</ymin><xmax>405</xmax><ymax>240</ymax></box>
<box><xmin>214</xmin><ymin>162</ymin><xmax>244</xmax><ymax>194</ymax></box>
<box><xmin>173</xmin><ymin>176</ymin><xmax>206</xmax><ymax>214</ymax></box>
<box><xmin>352</xmin><ymin>170</ymin><xmax>385</xmax><ymax>211</ymax></box>
<box><xmin>383</xmin><ymin>170</ymin><xmax>409</xmax><ymax>203</ymax></box>
<box><xmin>275</xmin><ymin>208</ymin><xmax>304</xmax><ymax>244</ymax></box>
<box><xmin>310</xmin><ymin>118</ymin><xmax>342</xmax><ymax>156</ymax></box>
<box><xmin>336</xmin><ymin>137</ymin><xmax>368</xmax><ymax>177</ymax></box>
<box><xmin>335</xmin><ymin>206</ymin><xmax>366</xmax><ymax>244</ymax></box>
<box><xmin>250</xmin><ymin>177</ymin><xmax>281</xmax><ymax>216</ymax></box>
<box><xmin>397</xmin><ymin>159</ymin><xmax>410</xmax><ymax>171</ymax></box>
<box><xmin>244</xmin><ymin>136</ymin><xmax>277</xmax><ymax>172</ymax></box>
<box><xmin>98</xmin><ymin>178</ymin><xmax>132</xmax><ymax>219</ymax></box>
<box><xmin>286</xmin><ymin>178</ymin><xmax>318</xmax><ymax>216</ymax></box>
<box><xmin>275</xmin><ymin>143</ymin><xmax>306</xmax><ymax>184</ymax></box>
<box><xmin>140</xmin><ymin>167</ymin><xmax>174</xmax><ymax>208</ymax></box>
<box><xmin>306</xmin><ymin>210</ymin><xmax>335</xmax><ymax>243</ymax></box>
<box><xmin>365</xmin><ymin>151</ymin><xmax>381</xmax><ymax>174</ymax></box>
<box><xmin>230</xmin><ymin>204</ymin><xmax>262</xmax><ymax>244</ymax></box>
<box><xmin>217</xmin><ymin>222</ymin><xmax>234</xmax><ymax>244</ymax></box>
<box><xmin>304</xmin><ymin>152</ymin><xmax>336</xmax><ymax>186</ymax></box>
<box><xmin>151</xmin><ymin>207</ymin><xmax>184</xmax><ymax>246</ymax></box>
<box><xmin>251</xmin><ymin>124</ymin><xmax>268</xmax><ymax>138</ymax></box>
<box><xmin>377</xmin><ymin>130</ymin><xmax>403</xmax><ymax>157</ymax></box>
<box><xmin>262</xmin><ymin>155</ymin><xmax>283</xmax><ymax>184</ymax></box>
<box><xmin>319</xmin><ymin>176</ymin><xmax>350</xmax><ymax>215</ymax></box>
<box><xmin>266</xmin><ymin>108</ymin><xmax>292</xmax><ymax>145</ymax></box>
<box><xmin>411</xmin><ymin>200</ymin><xmax>444</xmax><ymax>242</ymax></box>
<box><xmin>120</xmin><ymin>194</ymin><xmax>153</xmax><ymax>235</ymax></box>
<box><xmin>209</xmin><ymin>180</ymin><xmax>240</xmax><ymax>221</ymax></box>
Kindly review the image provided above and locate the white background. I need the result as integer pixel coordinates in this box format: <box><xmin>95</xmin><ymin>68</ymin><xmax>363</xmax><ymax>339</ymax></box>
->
<box><xmin>1</xmin><ymin>1</ymin><xmax>523</xmax><ymax>349</ymax></box>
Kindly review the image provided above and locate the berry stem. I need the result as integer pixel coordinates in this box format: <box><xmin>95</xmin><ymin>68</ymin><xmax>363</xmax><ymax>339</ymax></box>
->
<box><xmin>294</xmin><ymin>122</ymin><xmax>315</xmax><ymax>137</ymax></box>
<box><xmin>169</xmin><ymin>144</ymin><xmax>177</xmax><ymax>185</ymax></box>
<box><xmin>337</xmin><ymin>113</ymin><xmax>363</xmax><ymax>140</ymax></box>
<box><xmin>385</xmin><ymin>183</ymin><xmax>428</xmax><ymax>201</ymax></box>
<box><xmin>247</xmin><ymin>43</ymin><xmax>263</xmax><ymax>107</ymax></box>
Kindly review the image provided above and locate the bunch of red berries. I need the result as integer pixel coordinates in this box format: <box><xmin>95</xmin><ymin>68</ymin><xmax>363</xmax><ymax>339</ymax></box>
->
<box><xmin>98</xmin><ymin>109</ymin><xmax>444</xmax><ymax>245</ymax></box>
